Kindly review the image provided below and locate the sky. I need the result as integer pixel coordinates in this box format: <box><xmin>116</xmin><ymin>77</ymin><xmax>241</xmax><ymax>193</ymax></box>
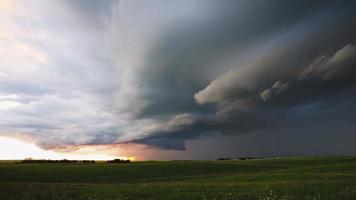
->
<box><xmin>0</xmin><ymin>0</ymin><xmax>356</xmax><ymax>160</ymax></box>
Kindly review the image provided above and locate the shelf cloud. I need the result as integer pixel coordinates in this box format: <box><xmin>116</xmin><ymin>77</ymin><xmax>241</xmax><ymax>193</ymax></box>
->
<box><xmin>1</xmin><ymin>0</ymin><xmax>356</xmax><ymax>159</ymax></box>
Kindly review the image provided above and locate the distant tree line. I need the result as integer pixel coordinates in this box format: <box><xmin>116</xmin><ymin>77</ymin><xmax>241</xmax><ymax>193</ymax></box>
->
<box><xmin>21</xmin><ymin>158</ymin><xmax>96</xmax><ymax>164</ymax></box>
<box><xmin>236</xmin><ymin>157</ymin><xmax>264</xmax><ymax>160</ymax></box>
<box><xmin>217</xmin><ymin>157</ymin><xmax>266</xmax><ymax>161</ymax></box>
<box><xmin>106</xmin><ymin>159</ymin><xmax>130</xmax><ymax>164</ymax></box>
<box><xmin>216</xmin><ymin>157</ymin><xmax>232</xmax><ymax>161</ymax></box>
<box><xmin>20</xmin><ymin>158</ymin><xmax>132</xmax><ymax>164</ymax></box>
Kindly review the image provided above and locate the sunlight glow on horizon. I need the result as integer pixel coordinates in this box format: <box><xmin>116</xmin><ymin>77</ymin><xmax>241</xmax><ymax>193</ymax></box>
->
<box><xmin>0</xmin><ymin>136</ymin><xmax>120</xmax><ymax>160</ymax></box>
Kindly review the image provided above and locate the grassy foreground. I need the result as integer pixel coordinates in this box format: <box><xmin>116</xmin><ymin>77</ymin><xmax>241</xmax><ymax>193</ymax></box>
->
<box><xmin>1</xmin><ymin>156</ymin><xmax>356</xmax><ymax>200</ymax></box>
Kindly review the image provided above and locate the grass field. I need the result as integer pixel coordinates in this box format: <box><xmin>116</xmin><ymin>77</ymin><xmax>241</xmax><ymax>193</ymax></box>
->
<box><xmin>1</xmin><ymin>156</ymin><xmax>356</xmax><ymax>200</ymax></box>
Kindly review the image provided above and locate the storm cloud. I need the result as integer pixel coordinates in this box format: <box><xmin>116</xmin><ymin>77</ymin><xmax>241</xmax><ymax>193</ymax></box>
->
<box><xmin>1</xmin><ymin>0</ymin><xmax>356</xmax><ymax>158</ymax></box>
<box><xmin>125</xmin><ymin>0</ymin><xmax>356</xmax><ymax>150</ymax></box>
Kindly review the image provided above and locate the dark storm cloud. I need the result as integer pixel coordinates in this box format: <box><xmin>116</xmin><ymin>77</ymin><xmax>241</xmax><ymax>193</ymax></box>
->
<box><xmin>135</xmin><ymin>0</ymin><xmax>341</xmax><ymax>117</ymax></box>
<box><xmin>127</xmin><ymin>0</ymin><xmax>356</xmax><ymax>150</ymax></box>
<box><xmin>132</xmin><ymin>116</ymin><xmax>264</xmax><ymax>150</ymax></box>
<box><xmin>2</xmin><ymin>0</ymin><xmax>356</xmax><ymax>157</ymax></box>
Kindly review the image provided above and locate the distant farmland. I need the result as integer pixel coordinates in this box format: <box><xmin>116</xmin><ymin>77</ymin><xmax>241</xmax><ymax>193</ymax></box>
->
<box><xmin>1</xmin><ymin>156</ymin><xmax>356</xmax><ymax>200</ymax></box>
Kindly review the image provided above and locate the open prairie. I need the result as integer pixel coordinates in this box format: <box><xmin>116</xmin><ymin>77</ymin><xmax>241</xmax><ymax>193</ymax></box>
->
<box><xmin>1</xmin><ymin>156</ymin><xmax>356</xmax><ymax>200</ymax></box>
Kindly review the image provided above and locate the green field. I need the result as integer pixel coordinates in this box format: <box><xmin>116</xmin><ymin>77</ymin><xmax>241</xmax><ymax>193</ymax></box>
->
<box><xmin>1</xmin><ymin>156</ymin><xmax>356</xmax><ymax>200</ymax></box>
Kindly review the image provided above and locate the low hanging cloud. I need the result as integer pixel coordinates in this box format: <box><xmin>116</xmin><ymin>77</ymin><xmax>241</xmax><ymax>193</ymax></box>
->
<box><xmin>300</xmin><ymin>44</ymin><xmax>356</xmax><ymax>80</ymax></box>
<box><xmin>132</xmin><ymin>0</ymin><xmax>356</xmax><ymax>149</ymax></box>
<box><xmin>260</xmin><ymin>81</ymin><xmax>289</xmax><ymax>101</ymax></box>
<box><xmin>141</xmin><ymin>42</ymin><xmax>356</xmax><ymax>150</ymax></box>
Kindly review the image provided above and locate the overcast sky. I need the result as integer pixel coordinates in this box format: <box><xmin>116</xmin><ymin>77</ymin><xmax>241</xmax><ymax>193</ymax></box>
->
<box><xmin>1</xmin><ymin>0</ymin><xmax>356</xmax><ymax>160</ymax></box>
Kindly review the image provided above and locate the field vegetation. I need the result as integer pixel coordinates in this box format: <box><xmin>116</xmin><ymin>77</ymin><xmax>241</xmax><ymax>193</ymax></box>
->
<box><xmin>0</xmin><ymin>156</ymin><xmax>356</xmax><ymax>199</ymax></box>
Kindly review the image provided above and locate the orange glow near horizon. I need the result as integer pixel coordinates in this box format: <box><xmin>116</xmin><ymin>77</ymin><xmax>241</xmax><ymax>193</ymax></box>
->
<box><xmin>0</xmin><ymin>136</ymin><xmax>184</xmax><ymax>161</ymax></box>
<box><xmin>0</xmin><ymin>136</ymin><xmax>124</xmax><ymax>161</ymax></box>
